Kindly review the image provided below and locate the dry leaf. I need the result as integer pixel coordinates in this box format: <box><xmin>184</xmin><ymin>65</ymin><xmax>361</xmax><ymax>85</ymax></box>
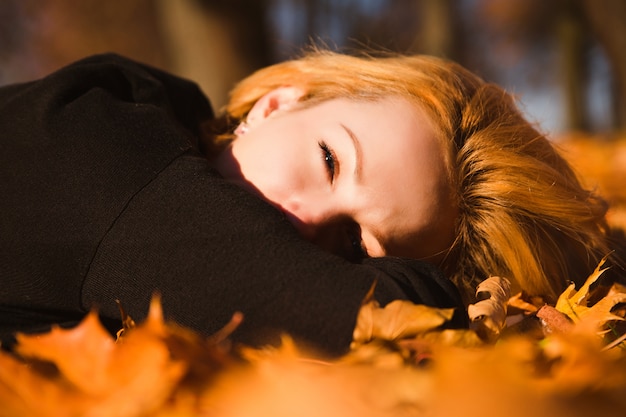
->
<box><xmin>577</xmin><ymin>283</ymin><xmax>626</xmax><ymax>332</ymax></box>
<box><xmin>555</xmin><ymin>256</ymin><xmax>609</xmax><ymax>321</ymax></box>
<box><xmin>2</xmin><ymin>258</ymin><xmax>626</xmax><ymax>417</ymax></box>
<box><xmin>468</xmin><ymin>276</ymin><xmax>511</xmax><ymax>342</ymax></box>
<box><xmin>12</xmin><ymin>300</ymin><xmax>187</xmax><ymax>417</ymax></box>
<box><xmin>507</xmin><ymin>292</ymin><xmax>540</xmax><ymax>314</ymax></box>
<box><xmin>554</xmin><ymin>257</ymin><xmax>626</xmax><ymax>337</ymax></box>
<box><xmin>0</xmin><ymin>297</ymin><xmax>235</xmax><ymax>417</ymax></box>
<box><xmin>428</xmin><ymin>333</ymin><xmax>626</xmax><ymax>417</ymax></box>
<box><xmin>536</xmin><ymin>305</ymin><xmax>574</xmax><ymax>334</ymax></box>
<box><xmin>351</xmin><ymin>298</ymin><xmax>454</xmax><ymax>347</ymax></box>
<box><xmin>203</xmin><ymin>344</ymin><xmax>433</xmax><ymax>417</ymax></box>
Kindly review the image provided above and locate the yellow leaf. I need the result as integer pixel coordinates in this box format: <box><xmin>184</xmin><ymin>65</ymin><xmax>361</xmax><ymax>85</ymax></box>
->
<box><xmin>576</xmin><ymin>283</ymin><xmax>626</xmax><ymax>334</ymax></box>
<box><xmin>555</xmin><ymin>256</ymin><xmax>609</xmax><ymax>322</ymax></box>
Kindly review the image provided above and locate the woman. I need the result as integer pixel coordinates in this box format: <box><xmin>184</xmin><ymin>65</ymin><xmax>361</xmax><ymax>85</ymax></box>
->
<box><xmin>0</xmin><ymin>50</ymin><xmax>616</xmax><ymax>354</ymax></box>
<box><xmin>0</xmin><ymin>52</ymin><xmax>464</xmax><ymax>355</ymax></box>
<box><xmin>207</xmin><ymin>49</ymin><xmax>618</xmax><ymax>303</ymax></box>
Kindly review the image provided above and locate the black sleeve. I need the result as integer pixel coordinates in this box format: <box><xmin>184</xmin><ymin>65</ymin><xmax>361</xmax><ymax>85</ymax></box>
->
<box><xmin>0</xmin><ymin>54</ymin><xmax>466</xmax><ymax>356</ymax></box>
<box><xmin>0</xmin><ymin>53</ymin><xmax>212</xmax><ymax>340</ymax></box>
<box><xmin>82</xmin><ymin>156</ymin><xmax>467</xmax><ymax>356</ymax></box>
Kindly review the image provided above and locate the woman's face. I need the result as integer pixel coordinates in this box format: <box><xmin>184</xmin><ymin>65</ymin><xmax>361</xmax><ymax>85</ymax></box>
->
<box><xmin>212</xmin><ymin>87</ymin><xmax>457</xmax><ymax>262</ymax></box>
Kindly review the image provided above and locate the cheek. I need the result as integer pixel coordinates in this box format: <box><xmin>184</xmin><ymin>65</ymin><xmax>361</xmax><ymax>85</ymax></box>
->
<box><xmin>239</xmin><ymin>143</ymin><xmax>303</xmax><ymax>200</ymax></box>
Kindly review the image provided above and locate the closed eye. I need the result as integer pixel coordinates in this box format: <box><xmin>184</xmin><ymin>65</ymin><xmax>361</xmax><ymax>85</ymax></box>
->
<box><xmin>319</xmin><ymin>141</ymin><xmax>338</xmax><ymax>183</ymax></box>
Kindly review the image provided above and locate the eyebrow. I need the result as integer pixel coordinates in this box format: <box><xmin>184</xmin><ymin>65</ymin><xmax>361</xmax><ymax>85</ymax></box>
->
<box><xmin>340</xmin><ymin>123</ymin><xmax>363</xmax><ymax>182</ymax></box>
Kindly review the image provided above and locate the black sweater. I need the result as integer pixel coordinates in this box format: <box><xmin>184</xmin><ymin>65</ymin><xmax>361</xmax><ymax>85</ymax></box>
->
<box><xmin>0</xmin><ymin>54</ymin><xmax>466</xmax><ymax>355</ymax></box>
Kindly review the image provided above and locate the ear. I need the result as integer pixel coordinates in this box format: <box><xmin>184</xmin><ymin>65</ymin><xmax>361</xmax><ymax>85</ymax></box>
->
<box><xmin>245</xmin><ymin>86</ymin><xmax>305</xmax><ymax>127</ymax></box>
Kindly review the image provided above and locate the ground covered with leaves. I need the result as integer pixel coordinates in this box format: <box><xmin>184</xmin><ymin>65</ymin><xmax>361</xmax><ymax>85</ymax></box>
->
<box><xmin>1</xmin><ymin>136</ymin><xmax>625</xmax><ymax>417</ymax></box>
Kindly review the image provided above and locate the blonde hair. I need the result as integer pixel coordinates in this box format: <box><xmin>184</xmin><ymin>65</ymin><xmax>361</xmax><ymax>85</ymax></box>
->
<box><xmin>209</xmin><ymin>49</ymin><xmax>614</xmax><ymax>304</ymax></box>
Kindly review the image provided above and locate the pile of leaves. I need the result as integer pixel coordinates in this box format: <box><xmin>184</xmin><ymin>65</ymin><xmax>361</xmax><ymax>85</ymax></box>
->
<box><xmin>1</xmin><ymin>136</ymin><xmax>624</xmax><ymax>416</ymax></box>
<box><xmin>1</xmin><ymin>258</ymin><xmax>625</xmax><ymax>417</ymax></box>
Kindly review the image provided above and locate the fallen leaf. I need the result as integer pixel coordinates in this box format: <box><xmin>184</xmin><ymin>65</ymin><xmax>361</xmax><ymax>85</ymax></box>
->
<box><xmin>536</xmin><ymin>305</ymin><xmax>574</xmax><ymax>334</ymax></box>
<box><xmin>203</xmin><ymin>343</ymin><xmax>433</xmax><ymax>417</ymax></box>
<box><xmin>1</xmin><ymin>297</ymin><xmax>222</xmax><ymax>417</ymax></box>
<box><xmin>468</xmin><ymin>276</ymin><xmax>511</xmax><ymax>342</ymax></box>
<box><xmin>555</xmin><ymin>256</ymin><xmax>609</xmax><ymax>322</ymax></box>
<box><xmin>507</xmin><ymin>292</ymin><xmax>540</xmax><ymax>314</ymax></box>
<box><xmin>351</xmin><ymin>298</ymin><xmax>454</xmax><ymax>347</ymax></box>
<box><xmin>553</xmin><ymin>257</ymin><xmax>626</xmax><ymax>340</ymax></box>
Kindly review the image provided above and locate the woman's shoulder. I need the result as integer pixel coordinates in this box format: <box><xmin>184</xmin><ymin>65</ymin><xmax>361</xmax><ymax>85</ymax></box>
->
<box><xmin>0</xmin><ymin>55</ymin><xmax>216</xmax><ymax>336</ymax></box>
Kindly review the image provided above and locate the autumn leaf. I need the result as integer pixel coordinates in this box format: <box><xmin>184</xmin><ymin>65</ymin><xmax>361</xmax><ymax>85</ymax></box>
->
<box><xmin>0</xmin><ymin>348</ymin><xmax>91</xmax><ymax>417</ymax></box>
<box><xmin>9</xmin><ymin>300</ymin><xmax>187</xmax><ymax>417</ymax></box>
<box><xmin>578</xmin><ymin>285</ymin><xmax>626</xmax><ymax>334</ymax></box>
<box><xmin>351</xmin><ymin>297</ymin><xmax>455</xmax><ymax>347</ymax></box>
<box><xmin>427</xmin><ymin>333</ymin><xmax>626</xmax><ymax>417</ymax></box>
<box><xmin>15</xmin><ymin>311</ymin><xmax>118</xmax><ymax>395</ymax></box>
<box><xmin>346</xmin><ymin>285</ymin><xmax>480</xmax><ymax>368</ymax></box>
<box><xmin>203</xmin><ymin>338</ymin><xmax>434</xmax><ymax>417</ymax></box>
<box><xmin>536</xmin><ymin>305</ymin><xmax>574</xmax><ymax>334</ymax></box>
<box><xmin>2</xmin><ymin>258</ymin><xmax>626</xmax><ymax>417</ymax></box>
<box><xmin>0</xmin><ymin>297</ymin><xmax>241</xmax><ymax>417</ymax></box>
<box><xmin>507</xmin><ymin>292</ymin><xmax>540</xmax><ymax>314</ymax></box>
<box><xmin>467</xmin><ymin>276</ymin><xmax>511</xmax><ymax>342</ymax></box>
<box><xmin>553</xmin><ymin>256</ymin><xmax>626</xmax><ymax>338</ymax></box>
<box><xmin>555</xmin><ymin>256</ymin><xmax>609</xmax><ymax>320</ymax></box>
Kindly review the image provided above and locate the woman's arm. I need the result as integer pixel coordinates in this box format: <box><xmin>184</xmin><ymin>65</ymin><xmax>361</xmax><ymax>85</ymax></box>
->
<box><xmin>0</xmin><ymin>54</ymin><xmax>466</xmax><ymax>355</ymax></box>
<box><xmin>82</xmin><ymin>155</ymin><xmax>467</xmax><ymax>355</ymax></box>
<box><xmin>0</xmin><ymin>53</ymin><xmax>212</xmax><ymax>344</ymax></box>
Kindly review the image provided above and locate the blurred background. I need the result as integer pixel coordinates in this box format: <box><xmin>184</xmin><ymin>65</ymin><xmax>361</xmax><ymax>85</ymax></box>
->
<box><xmin>1</xmin><ymin>0</ymin><xmax>625</xmax><ymax>225</ymax></box>
<box><xmin>1</xmin><ymin>0</ymin><xmax>625</xmax><ymax>137</ymax></box>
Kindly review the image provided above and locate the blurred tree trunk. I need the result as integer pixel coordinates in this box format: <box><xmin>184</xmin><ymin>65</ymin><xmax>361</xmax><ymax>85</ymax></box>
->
<box><xmin>556</xmin><ymin>0</ymin><xmax>589</xmax><ymax>131</ymax></box>
<box><xmin>581</xmin><ymin>0</ymin><xmax>626</xmax><ymax>130</ymax></box>
<box><xmin>2</xmin><ymin>0</ymin><xmax>168</xmax><ymax>84</ymax></box>
<box><xmin>0</xmin><ymin>1</ymin><xmax>26</xmax><ymax>84</ymax></box>
<box><xmin>158</xmin><ymin>0</ymin><xmax>273</xmax><ymax>110</ymax></box>
<box><xmin>415</xmin><ymin>0</ymin><xmax>461</xmax><ymax>60</ymax></box>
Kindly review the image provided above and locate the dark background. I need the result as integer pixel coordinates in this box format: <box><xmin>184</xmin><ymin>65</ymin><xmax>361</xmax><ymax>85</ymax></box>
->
<box><xmin>1</xmin><ymin>0</ymin><xmax>625</xmax><ymax>136</ymax></box>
